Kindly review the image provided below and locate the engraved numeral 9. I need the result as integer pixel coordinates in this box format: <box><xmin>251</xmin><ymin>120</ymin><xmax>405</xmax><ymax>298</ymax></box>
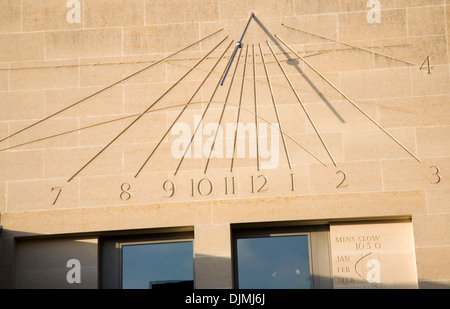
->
<box><xmin>163</xmin><ymin>180</ymin><xmax>176</xmax><ymax>198</ymax></box>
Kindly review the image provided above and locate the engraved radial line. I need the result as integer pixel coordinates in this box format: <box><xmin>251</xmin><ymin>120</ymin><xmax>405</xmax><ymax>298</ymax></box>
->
<box><xmin>0</xmin><ymin>103</ymin><xmax>210</xmax><ymax>153</ymax></box>
<box><xmin>0</xmin><ymin>29</ymin><xmax>224</xmax><ymax>145</ymax></box>
<box><xmin>230</xmin><ymin>45</ymin><xmax>249</xmax><ymax>173</ymax></box>
<box><xmin>266</xmin><ymin>41</ymin><xmax>337</xmax><ymax>167</ymax></box>
<box><xmin>174</xmin><ymin>44</ymin><xmax>236</xmax><ymax>176</ymax></box>
<box><xmin>134</xmin><ymin>40</ymin><xmax>234</xmax><ymax>178</ymax></box>
<box><xmin>281</xmin><ymin>24</ymin><xmax>415</xmax><ymax>66</ymax></box>
<box><xmin>221</xmin><ymin>13</ymin><xmax>254</xmax><ymax>85</ymax></box>
<box><xmin>67</xmin><ymin>35</ymin><xmax>230</xmax><ymax>182</ymax></box>
<box><xmin>238</xmin><ymin>105</ymin><xmax>328</xmax><ymax>167</ymax></box>
<box><xmin>354</xmin><ymin>252</ymin><xmax>372</xmax><ymax>282</ymax></box>
<box><xmin>253</xmin><ymin>45</ymin><xmax>260</xmax><ymax>172</ymax></box>
<box><xmin>204</xmin><ymin>46</ymin><xmax>244</xmax><ymax>174</ymax></box>
<box><xmin>276</xmin><ymin>35</ymin><xmax>422</xmax><ymax>163</ymax></box>
<box><xmin>258</xmin><ymin>43</ymin><xmax>292</xmax><ymax>169</ymax></box>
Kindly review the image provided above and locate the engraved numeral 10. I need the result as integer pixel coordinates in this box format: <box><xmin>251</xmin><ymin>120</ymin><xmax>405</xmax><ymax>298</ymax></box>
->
<box><xmin>191</xmin><ymin>178</ymin><xmax>214</xmax><ymax>197</ymax></box>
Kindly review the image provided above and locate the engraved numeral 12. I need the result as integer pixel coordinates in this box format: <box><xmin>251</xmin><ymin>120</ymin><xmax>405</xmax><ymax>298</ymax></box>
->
<box><xmin>251</xmin><ymin>175</ymin><xmax>268</xmax><ymax>193</ymax></box>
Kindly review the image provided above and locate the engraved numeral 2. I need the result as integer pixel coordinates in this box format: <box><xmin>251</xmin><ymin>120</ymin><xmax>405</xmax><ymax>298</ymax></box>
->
<box><xmin>336</xmin><ymin>171</ymin><xmax>348</xmax><ymax>189</ymax></box>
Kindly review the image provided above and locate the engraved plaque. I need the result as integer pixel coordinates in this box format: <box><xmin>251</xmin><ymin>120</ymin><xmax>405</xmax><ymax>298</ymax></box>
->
<box><xmin>330</xmin><ymin>221</ymin><xmax>418</xmax><ymax>289</ymax></box>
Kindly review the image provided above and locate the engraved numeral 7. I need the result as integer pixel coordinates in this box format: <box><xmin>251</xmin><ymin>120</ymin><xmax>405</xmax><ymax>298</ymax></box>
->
<box><xmin>51</xmin><ymin>187</ymin><xmax>63</xmax><ymax>205</ymax></box>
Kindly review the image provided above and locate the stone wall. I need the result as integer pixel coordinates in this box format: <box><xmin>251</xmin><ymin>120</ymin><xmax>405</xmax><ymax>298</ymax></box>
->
<box><xmin>0</xmin><ymin>0</ymin><xmax>449</xmax><ymax>288</ymax></box>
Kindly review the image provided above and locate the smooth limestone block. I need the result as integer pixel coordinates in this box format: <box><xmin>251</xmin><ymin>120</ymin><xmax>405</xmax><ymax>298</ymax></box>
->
<box><xmin>45</xmin><ymin>29</ymin><xmax>124</xmax><ymax>60</ymax></box>
<box><xmin>22</xmin><ymin>0</ymin><xmax>83</xmax><ymax>31</ymax></box>
<box><xmin>330</xmin><ymin>221</ymin><xmax>418</xmax><ymax>289</ymax></box>
<box><xmin>84</xmin><ymin>0</ymin><xmax>145</xmax><ymax>28</ymax></box>
<box><xmin>0</xmin><ymin>0</ymin><xmax>21</xmax><ymax>33</ymax></box>
<box><xmin>0</xmin><ymin>32</ymin><xmax>45</xmax><ymax>62</ymax></box>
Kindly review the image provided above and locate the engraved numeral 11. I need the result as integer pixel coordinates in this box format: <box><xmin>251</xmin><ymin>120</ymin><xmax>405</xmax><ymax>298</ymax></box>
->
<box><xmin>224</xmin><ymin>176</ymin><xmax>236</xmax><ymax>195</ymax></box>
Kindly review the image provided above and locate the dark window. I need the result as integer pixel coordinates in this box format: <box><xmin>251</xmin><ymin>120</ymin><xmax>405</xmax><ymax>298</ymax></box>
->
<box><xmin>236</xmin><ymin>235</ymin><xmax>311</xmax><ymax>289</ymax></box>
<box><xmin>99</xmin><ymin>230</ymin><xmax>194</xmax><ymax>289</ymax></box>
<box><xmin>122</xmin><ymin>241</ymin><xmax>194</xmax><ymax>289</ymax></box>
<box><xmin>233</xmin><ymin>225</ymin><xmax>332</xmax><ymax>289</ymax></box>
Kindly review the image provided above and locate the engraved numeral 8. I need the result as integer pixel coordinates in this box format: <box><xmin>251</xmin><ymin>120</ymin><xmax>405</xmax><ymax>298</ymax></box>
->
<box><xmin>120</xmin><ymin>183</ymin><xmax>132</xmax><ymax>201</ymax></box>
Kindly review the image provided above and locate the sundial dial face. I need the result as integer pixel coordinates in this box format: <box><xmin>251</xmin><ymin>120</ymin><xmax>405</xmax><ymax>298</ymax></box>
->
<box><xmin>1</xmin><ymin>7</ymin><xmax>448</xmax><ymax>212</ymax></box>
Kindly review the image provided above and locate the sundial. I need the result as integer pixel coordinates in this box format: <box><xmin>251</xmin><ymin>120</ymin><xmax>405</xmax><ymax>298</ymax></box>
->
<box><xmin>0</xmin><ymin>12</ymin><xmax>445</xmax><ymax>209</ymax></box>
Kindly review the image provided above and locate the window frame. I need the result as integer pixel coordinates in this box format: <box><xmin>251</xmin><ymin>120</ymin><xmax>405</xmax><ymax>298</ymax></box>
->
<box><xmin>99</xmin><ymin>229</ymin><xmax>194</xmax><ymax>289</ymax></box>
<box><xmin>231</xmin><ymin>224</ymin><xmax>332</xmax><ymax>289</ymax></box>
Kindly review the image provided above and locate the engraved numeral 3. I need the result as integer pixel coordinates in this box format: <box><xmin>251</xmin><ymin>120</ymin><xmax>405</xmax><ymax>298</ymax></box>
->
<box><xmin>430</xmin><ymin>166</ymin><xmax>442</xmax><ymax>184</ymax></box>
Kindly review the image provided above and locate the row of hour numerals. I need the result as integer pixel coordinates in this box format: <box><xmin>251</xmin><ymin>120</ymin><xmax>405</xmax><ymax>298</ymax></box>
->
<box><xmin>50</xmin><ymin>172</ymin><xmax>345</xmax><ymax>205</ymax></box>
<box><xmin>148</xmin><ymin>171</ymin><xmax>348</xmax><ymax>199</ymax></box>
<box><xmin>50</xmin><ymin>166</ymin><xmax>442</xmax><ymax>205</ymax></box>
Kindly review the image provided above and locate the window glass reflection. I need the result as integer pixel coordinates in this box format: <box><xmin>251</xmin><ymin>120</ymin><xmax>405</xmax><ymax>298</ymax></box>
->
<box><xmin>122</xmin><ymin>241</ymin><xmax>193</xmax><ymax>289</ymax></box>
<box><xmin>236</xmin><ymin>235</ymin><xmax>311</xmax><ymax>289</ymax></box>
